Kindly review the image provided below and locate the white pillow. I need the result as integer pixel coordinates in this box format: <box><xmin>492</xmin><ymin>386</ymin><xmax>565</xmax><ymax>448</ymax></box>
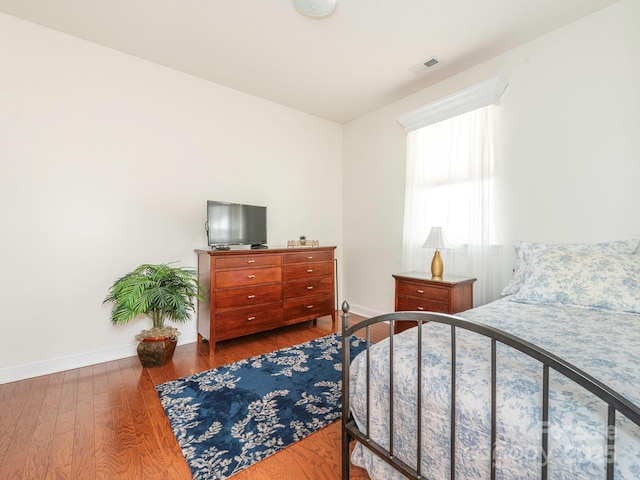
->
<box><xmin>501</xmin><ymin>239</ymin><xmax>639</xmax><ymax>296</ymax></box>
<box><xmin>511</xmin><ymin>251</ymin><xmax>640</xmax><ymax>313</ymax></box>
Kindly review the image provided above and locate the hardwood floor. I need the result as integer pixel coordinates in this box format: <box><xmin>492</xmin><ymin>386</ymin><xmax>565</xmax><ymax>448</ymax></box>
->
<box><xmin>0</xmin><ymin>313</ymin><xmax>387</xmax><ymax>479</ymax></box>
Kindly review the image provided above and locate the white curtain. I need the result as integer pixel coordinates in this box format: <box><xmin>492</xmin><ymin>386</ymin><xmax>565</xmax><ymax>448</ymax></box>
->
<box><xmin>402</xmin><ymin>105</ymin><xmax>501</xmax><ymax>305</ymax></box>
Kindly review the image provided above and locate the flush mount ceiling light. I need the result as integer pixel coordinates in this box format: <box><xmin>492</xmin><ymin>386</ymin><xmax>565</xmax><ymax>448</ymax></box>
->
<box><xmin>292</xmin><ymin>0</ymin><xmax>337</xmax><ymax>17</ymax></box>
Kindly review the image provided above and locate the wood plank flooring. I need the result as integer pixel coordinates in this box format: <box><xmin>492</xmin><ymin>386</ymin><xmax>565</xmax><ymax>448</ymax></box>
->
<box><xmin>0</xmin><ymin>313</ymin><xmax>387</xmax><ymax>479</ymax></box>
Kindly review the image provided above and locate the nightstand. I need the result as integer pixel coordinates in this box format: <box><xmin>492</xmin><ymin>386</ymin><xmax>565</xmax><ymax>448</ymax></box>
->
<box><xmin>392</xmin><ymin>272</ymin><xmax>476</xmax><ymax>333</ymax></box>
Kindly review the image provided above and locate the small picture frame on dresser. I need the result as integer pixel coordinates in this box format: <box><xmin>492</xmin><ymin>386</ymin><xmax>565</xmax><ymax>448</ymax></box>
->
<box><xmin>287</xmin><ymin>239</ymin><xmax>319</xmax><ymax>248</ymax></box>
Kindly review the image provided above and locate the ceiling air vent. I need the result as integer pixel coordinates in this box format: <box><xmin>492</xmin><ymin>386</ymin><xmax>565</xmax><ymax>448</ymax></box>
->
<box><xmin>410</xmin><ymin>56</ymin><xmax>440</xmax><ymax>75</ymax></box>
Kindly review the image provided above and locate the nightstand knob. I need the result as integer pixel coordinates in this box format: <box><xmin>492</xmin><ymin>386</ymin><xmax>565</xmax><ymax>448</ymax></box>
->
<box><xmin>306</xmin><ymin>304</ymin><xmax>314</xmax><ymax>309</ymax></box>
<box><xmin>247</xmin><ymin>275</ymin><xmax>256</xmax><ymax>279</ymax></box>
<box><xmin>247</xmin><ymin>295</ymin><xmax>256</xmax><ymax>299</ymax></box>
<box><xmin>417</xmin><ymin>306</ymin><xmax>424</xmax><ymax>311</ymax></box>
<box><xmin>417</xmin><ymin>289</ymin><xmax>424</xmax><ymax>294</ymax></box>
<box><xmin>307</xmin><ymin>269</ymin><xmax>313</xmax><ymax>273</ymax></box>
<box><xmin>306</xmin><ymin>286</ymin><xmax>314</xmax><ymax>290</ymax></box>
<box><xmin>247</xmin><ymin>316</ymin><xmax>256</xmax><ymax>321</ymax></box>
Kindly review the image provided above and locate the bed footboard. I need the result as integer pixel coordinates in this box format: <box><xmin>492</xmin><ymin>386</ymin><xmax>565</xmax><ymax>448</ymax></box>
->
<box><xmin>340</xmin><ymin>301</ymin><xmax>640</xmax><ymax>480</ymax></box>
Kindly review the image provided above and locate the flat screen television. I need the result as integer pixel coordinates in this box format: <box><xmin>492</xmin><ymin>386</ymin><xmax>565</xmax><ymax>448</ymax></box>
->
<box><xmin>206</xmin><ymin>201</ymin><xmax>267</xmax><ymax>249</ymax></box>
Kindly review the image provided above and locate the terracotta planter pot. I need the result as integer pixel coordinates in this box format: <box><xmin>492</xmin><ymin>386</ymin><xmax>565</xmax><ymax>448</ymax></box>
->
<box><xmin>137</xmin><ymin>336</ymin><xmax>177</xmax><ymax>367</ymax></box>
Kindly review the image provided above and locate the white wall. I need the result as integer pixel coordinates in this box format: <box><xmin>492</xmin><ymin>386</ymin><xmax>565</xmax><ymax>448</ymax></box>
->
<box><xmin>343</xmin><ymin>0</ymin><xmax>640</xmax><ymax>315</ymax></box>
<box><xmin>0</xmin><ymin>14</ymin><xmax>343</xmax><ymax>382</ymax></box>
<box><xmin>3</xmin><ymin>0</ymin><xmax>639</xmax><ymax>383</ymax></box>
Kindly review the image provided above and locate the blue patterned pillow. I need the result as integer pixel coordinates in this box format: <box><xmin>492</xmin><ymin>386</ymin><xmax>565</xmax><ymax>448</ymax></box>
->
<box><xmin>501</xmin><ymin>239</ymin><xmax>639</xmax><ymax>296</ymax></box>
<box><xmin>511</xmin><ymin>251</ymin><xmax>640</xmax><ymax>313</ymax></box>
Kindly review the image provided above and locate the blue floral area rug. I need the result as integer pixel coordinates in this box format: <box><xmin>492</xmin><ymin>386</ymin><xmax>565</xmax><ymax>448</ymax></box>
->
<box><xmin>156</xmin><ymin>333</ymin><xmax>366</xmax><ymax>480</ymax></box>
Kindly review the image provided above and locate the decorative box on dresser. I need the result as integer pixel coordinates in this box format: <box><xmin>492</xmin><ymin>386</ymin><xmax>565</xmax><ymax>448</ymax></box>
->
<box><xmin>196</xmin><ymin>246</ymin><xmax>336</xmax><ymax>353</ymax></box>
<box><xmin>392</xmin><ymin>272</ymin><xmax>476</xmax><ymax>334</ymax></box>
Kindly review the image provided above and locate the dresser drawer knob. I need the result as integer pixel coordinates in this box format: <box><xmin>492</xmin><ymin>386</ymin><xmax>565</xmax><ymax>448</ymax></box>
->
<box><xmin>306</xmin><ymin>286</ymin><xmax>314</xmax><ymax>290</ymax></box>
<box><xmin>247</xmin><ymin>295</ymin><xmax>256</xmax><ymax>299</ymax></box>
<box><xmin>306</xmin><ymin>304</ymin><xmax>314</xmax><ymax>309</ymax></box>
<box><xmin>247</xmin><ymin>275</ymin><xmax>256</xmax><ymax>279</ymax></box>
<box><xmin>417</xmin><ymin>289</ymin><xmax>424</xmax><ymax>294</ymax></box>
<box><xmin>247</xmin><ymin>316</ymin><xmax>256</xmax><ymax>321</ymax></box>
<box><xmin>306</xmin><ymin>256</ymin><xmax>313</xmax><ymax>259</ymax></box>
<box><xmin>417</xmin><ymin>307</ymin><xmax>424</xmax><ymax>311</ymax></box>
<box><xmin>247</xmin><ymin>260</ymin><xmax>256</xmax><ymax>264</ymax></box>
<box><xmin>306</xmin><ymin>269</ymin><xmax>313</xmax><ymax>273</ymax></box>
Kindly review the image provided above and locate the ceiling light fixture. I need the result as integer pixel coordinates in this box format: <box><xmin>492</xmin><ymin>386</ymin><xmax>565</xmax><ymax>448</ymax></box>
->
<box><xmin>292</xmin><ymin>0</ymin><xmax>337</xmax><ymax>17</ymax></box>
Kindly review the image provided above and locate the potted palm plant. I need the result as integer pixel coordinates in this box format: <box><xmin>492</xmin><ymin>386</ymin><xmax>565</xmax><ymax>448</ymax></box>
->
<box><xmin>103</xmin><ymin>263</ymin><xmax>204</xmax><ymax>367</ymax></box>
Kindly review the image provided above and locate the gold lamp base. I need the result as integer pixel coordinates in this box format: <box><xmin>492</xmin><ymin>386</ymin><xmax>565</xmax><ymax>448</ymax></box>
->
<box><xmin>431</xmin><ymin>250</ymin><xmax>443</xmax><ymax>278</ymax></box>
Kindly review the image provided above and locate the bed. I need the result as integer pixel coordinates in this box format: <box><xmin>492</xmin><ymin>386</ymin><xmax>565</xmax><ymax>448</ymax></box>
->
<box><xmin>341</xmin><ymin>242</ymin><xmax>640</xmax><ymax>479</ymax></box>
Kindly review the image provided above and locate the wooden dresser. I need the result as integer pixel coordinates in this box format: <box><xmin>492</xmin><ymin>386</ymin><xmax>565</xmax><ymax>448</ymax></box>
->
<box><xmin>392</xmin><ymin>272</ymin><xmax>476</xmax><ymax>334</ymax></box>
<box><xmin>196</xmin><ymin>246</ymin><xmax>336</xmax><ymax>353</ymax></box>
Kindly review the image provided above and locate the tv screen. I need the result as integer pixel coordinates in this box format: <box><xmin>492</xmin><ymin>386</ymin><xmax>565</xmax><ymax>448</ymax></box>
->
<box><xmin>206</xmin><ymin>201</ymin><xmax>267</xmax><ymax>248</ymax></box>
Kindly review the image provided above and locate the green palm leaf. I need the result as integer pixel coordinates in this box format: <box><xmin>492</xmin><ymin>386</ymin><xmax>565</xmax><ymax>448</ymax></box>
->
<box><xmin>103</xmin><ymin>262</ymin><xmax>204</xmax><ymax>329</ymax></box>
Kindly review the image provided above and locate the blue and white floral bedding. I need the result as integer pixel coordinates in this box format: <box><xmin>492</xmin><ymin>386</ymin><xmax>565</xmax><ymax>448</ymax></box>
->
<box><xmin>349</xmin><ymin>298</ymin><xmax>640</xmax><ymax>479</ymax></box>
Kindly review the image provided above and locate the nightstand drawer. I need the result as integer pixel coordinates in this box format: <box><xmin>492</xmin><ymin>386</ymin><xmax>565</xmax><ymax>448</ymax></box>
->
<box><xmin>393</xmin><ymin>273</ymin><xmax>476</xmax><ymax>334</ymax></box>
<box><xmin>396</xmin><ymin>281</ymin><xmax>449</xmax><ymax>302</ymax></box>
<box><xmin>396</xmin><ymin>297</ymin><xmax>449</xmax><ymax>313</ymax></box>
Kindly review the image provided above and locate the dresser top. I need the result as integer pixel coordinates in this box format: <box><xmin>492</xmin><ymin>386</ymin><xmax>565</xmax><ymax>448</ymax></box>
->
<box><xmin>195</xmin><ymin>246</ymin><xmax>336</xmax><ymax>256</ymax></box>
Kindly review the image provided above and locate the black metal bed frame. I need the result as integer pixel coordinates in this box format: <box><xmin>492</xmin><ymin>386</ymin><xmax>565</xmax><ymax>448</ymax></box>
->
<box><xmin>340</xmin><ymin>301</ymin><xmax>640</xmax><ymax>480</ymax></box>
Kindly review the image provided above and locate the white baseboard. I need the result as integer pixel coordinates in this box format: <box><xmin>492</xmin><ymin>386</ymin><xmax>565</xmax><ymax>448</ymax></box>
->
<box><xmin>0</xmin><ymin>304</ymin><xmax>385</xmax><ymax>384</ymax></box>
<box><xmin>0</xmin><ymin>332</ymin><xmax>198</xmax><ymax>385</ymax></box>
<box><xmin>345</xmin><ymin>303</ymin><xmax>386</xmax><ymax>319</ymax></box>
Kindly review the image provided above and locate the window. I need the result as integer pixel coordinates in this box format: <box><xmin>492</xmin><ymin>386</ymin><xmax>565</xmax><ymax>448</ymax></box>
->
<box><xmin>397</xmin><ymin>78</ymin><xmax>507</xmax><ymax>305</ymax></box>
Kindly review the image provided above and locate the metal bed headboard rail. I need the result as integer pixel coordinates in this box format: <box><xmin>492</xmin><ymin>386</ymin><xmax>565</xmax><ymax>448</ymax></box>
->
<box><xmin>340</xmin><ymin>302</ymin><xmax>640</xmax><ymax>480</ymax></box>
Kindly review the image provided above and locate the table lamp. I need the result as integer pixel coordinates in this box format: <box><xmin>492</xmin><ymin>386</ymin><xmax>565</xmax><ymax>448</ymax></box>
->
<box><xmin>422</xmin><ymin>227</ymin><xmax>450</xmax><ymax>278</ymax></box>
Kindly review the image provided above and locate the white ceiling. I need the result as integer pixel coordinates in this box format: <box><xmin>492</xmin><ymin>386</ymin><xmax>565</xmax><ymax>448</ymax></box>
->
<box><xmin>0</xmin><ymin>0</ymin><xmax>621</xmax><ymax>123</ymax></box>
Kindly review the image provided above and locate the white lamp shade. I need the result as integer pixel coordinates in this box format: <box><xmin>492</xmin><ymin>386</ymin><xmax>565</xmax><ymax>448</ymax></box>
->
<box><xmin>292</xmin><ymin>0</ymin><xmax>337</xmax><ymax>17</ymax></box>
<box><xmin>422</xmin><ymin>227</ymin><xmax>450</xmax><ymax>250</ymax></box>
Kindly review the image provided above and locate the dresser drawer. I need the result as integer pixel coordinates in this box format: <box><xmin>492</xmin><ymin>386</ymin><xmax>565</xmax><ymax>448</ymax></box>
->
<box><xmin>396</xmin><ymin>296</ymin><xmax>449</xmax><ymax>314</ymax></box>
<box><xmin>216</xmin><ymin>266</ymin><xmax>281</xmax><ymax>289</ymax></box>
<box><xmin>215</xmin><ymin>254</ymin><xmax>282</xmax><ymax>270</ymax></box>
<box><xmin>284</xmin><ymin>262</ymin><xmax>333</xmax><ymax>281</ymax></box>
<box><xmin>215</xmin><ymin>284</ymin><xmax>282</xmax><ymax>310</ymax></box>
<box><xmin>216</xmin><ymin>303</ymin><xmax>283</xmax><ymax>339</ymax></box>
<box><xmin>283</xmin><ymin>276</ymin><xmax>333</xmax><ymax>299</ymax></box>
<box><xmin>284</xmin><ymin>251</ymin><xmax>333</xmax><ymax>264</ymax></box>
<box><xmin>396</xmin><ymin>281</ymin><xmax>450</xmax><ymax>303</ymax></box>
<box><xmin>283</xmin><ymin>294</ymin><xmax>333</xmax><ymax>321</ymax></box>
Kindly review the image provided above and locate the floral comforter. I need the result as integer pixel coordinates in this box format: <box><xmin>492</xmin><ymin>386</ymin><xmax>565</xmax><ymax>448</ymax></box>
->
<box><xmin>349</xmin><ymin>298</ymin><xmax>640</xmax><ymax>479</ymax></box>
